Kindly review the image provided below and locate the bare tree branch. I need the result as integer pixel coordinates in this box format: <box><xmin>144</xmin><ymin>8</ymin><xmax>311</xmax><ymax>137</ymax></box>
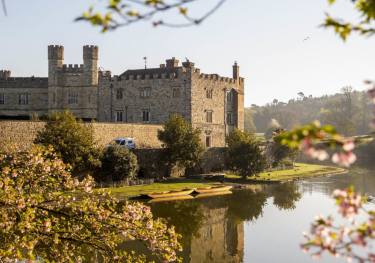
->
<box><xmin>2</xmin><ymin>0</ymin><xmax>7</xmax><ymax>16</ymax></box>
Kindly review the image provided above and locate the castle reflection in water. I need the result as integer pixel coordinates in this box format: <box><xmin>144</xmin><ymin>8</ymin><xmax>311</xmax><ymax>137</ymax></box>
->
<box><xmin>118</xmin><ymin>185</ymin><xmax>273</xmax><ymax>263</ymax></box>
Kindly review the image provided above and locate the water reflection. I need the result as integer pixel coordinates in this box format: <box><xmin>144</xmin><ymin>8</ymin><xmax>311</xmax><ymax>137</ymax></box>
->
<box><xmin>119</xmin><ymin>164</ymin><xmax>375</xmax><ymax>263</ymax></box>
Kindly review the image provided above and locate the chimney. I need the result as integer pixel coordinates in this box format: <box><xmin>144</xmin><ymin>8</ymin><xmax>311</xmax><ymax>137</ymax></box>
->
<box><xmin>166</xmin><ymin>57</ymin><xmax>179</xmax><ymax>68</ymax></box>
<box><xmin>233</xmin><ymin>61</ymin><xmax>239</xmax><ymax>87</ymax></box>
<box><xmin>160</xmin><ymin>64</ymin><xmax>166</xmax><ymax>68</ymax></box>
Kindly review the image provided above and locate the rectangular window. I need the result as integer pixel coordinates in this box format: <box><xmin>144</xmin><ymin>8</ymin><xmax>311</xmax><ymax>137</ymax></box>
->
<box><xmin>142</xmin><ymin>110</ymin><xmax>150</xmax><ymax>122</ymax></box>
<box><xmin>0</xmin><ymin>94</ymin><xmax>4</xmax><ymax>105</ymax></box>
<box><xmin>206</xmin><ymin>136</ymin><xmax>211</xmax><ymax>148</ymax></box>
<box><xmin>19</xmin><ymin>94</ymin><xmax>28</xmax><ymax>105</ymax></box>
<box><xmin>68</xmin><ymin>93</ymin><xmax>78</xmax><ymax>105</ymax></box>
<box><xmin>42</xmin><ymin>94</ymin><xmax>48</xmax><ymax>105</ymax></box>
<box><xmin>206</xmin><ymin>111</ymin><xmax>212</xmax><ymax>123</ymax></box>
<box><xmin>227</xmin><ymin>92</ymin><xmax>232</xmax><ymax>101</ymax></box>
<box><xmin>227</xmin><ymin>112</ymin><xmax>232</xmax><ymax>124</ymax></box>
<box><xmin>116</xmin><ymin>111</ymin><xmax>124</xmax><ymax>123</ymax></box>
<box><xmin>140</xmin><ymin>88</ymin><xmax>150</xmax><ymax>98</ymax></box>
<box><xmin>206</xmin><ymin>89</ymin><xmax>212</xmax><ymax>99</ymax></box>
<box><xmin>116</xmin><ymin>89</ymin><xmax>123</xmax><ymax>100</ymax></box>
<box><xmin>173</xmin><ymin>88</ymin><xmax>180</xmax><ymax>98</ymax></box>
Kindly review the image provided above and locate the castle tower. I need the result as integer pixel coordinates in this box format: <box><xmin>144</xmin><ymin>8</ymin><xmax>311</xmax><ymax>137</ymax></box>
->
<box><xmin>0</xmin><ymin>70</ymin><xmax>11</xmax><ymax>79</ymax></box>
<box><xmin>48</xmin><ymin>45</ymin><xmax>64</xmax><ymax>85</ymax></box>
<box><xmin>83</xmin><ymin>45</ymin><xmax>99</xmax><ymax>85</ymax></box>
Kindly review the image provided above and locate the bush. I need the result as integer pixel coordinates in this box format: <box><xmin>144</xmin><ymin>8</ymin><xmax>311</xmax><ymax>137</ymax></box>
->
<box><xmin>282</xmin><ymin>159</ymin><xmax>294</xmax><ymax>166</ymax></box>
<box><xmin>265</xmin><ymin>126</ymin><xmax>279</xmax><ymax>140</ymax></box>
<box><xmin>100</xmin><ymin>146</ymin><xmax>139</xmax><ymax>181</ymax></box>
<box><xmin>34</xmin><ymin>109</ymin><xmax>104</xmax><ymax>171</ymax></box>
<box><xmin>272</xmin><ymin>161</ymin><xmax>280</xmax><ymax>168</ymax></box>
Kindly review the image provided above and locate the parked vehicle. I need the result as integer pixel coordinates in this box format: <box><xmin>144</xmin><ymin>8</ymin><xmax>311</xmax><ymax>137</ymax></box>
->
<box><xmin>106</xmin><ymin>137</ymin><xmax>135</xmax><ymax>149</ymax></box>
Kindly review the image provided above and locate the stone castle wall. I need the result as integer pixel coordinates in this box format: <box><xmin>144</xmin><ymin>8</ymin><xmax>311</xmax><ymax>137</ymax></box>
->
<box><xmin>0</xmin><ymin>120</ymin><xmax>162</xmax><ymax>150</ymax></box>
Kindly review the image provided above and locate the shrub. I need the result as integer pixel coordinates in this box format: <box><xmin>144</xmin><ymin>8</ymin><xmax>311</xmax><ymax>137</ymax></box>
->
<box><xmin>265</xmin><ymin>126</ymin><xmax>279</xmax><ymax>140</ymax></box>
<box><xmin>100</xmin><ymin>146</ymin><xmax>139</xmax><ymax>181</ymax></box>
<box><xmin>34</xmin><ymin>109</ymin><xmax>104</xmax><ymax>171</ymax></box>
<box><xmin>282</xmin><ymin>159</ymin><xmax>294</xmax><ymax>166</ymax></box>
<box><xmin>272</xmin><ymin>161</ymin><xmax>280</xmax><ymax>168</ymax></box>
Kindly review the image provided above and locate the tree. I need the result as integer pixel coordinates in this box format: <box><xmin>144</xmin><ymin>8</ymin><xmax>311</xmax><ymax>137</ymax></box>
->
<box><xmin>34</xmin><ymin>109</ymin><xmax>103</xmax><ymax>171</ymax></box>
<box><xmin>272</xmin><ymin>127</ymin><xmax>300</xmax><ymax>162</ymax></box>
<box><xmin>357</xmin><ymin>92</ymin><xmax>372</xmax><ymax>135</ymax></box>
<box><xmin>270</xmin><ymin>109</ymin><xmax>300</xmax><ymax>131</ymax></box>
<box><xmin>0</xmin><ymin>144</ymin><xmax>182</xmax><ymax>263</ymax></box>
<box><xmin>244</xmin><ymin>109</ymin><xmax>256</xmax><ymax>132</ymax></box>
<box><xmin>100</xmin><ymin>146</ymin><xmax>139</xmax><ymax>181</ymax></box>
<box><xmin>76</xmin><ymin>0</ymin><xmax>227</xmax><ymax>32</ymax></box>
<box><xmin>272</xmin><ymin>183</ymin><xmax>301</xmax><ymax>211</ymax></box>
<box><xmin>157</xmin><ymin>115</ymin><xmax>205</xmax><ymax>172</ymax></box>
<box><xmin>225</xmin><ymin>128</ymin><xmax>267</xmax><ymax>179</ymax></box>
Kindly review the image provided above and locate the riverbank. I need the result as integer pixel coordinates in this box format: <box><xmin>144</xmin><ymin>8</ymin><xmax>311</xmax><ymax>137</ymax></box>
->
<box><xmin>225</xmin><ymin>163</ymin><xmax>347</xmax><ymax>183</ymax></box>
<box><xmin>104</xmin><ymin>179</ymin><xmax>221</xmax><ymax>198</ymax></box>
<box><xmin>102</xmin><ymin>163</ymin><xmax>347</xmax><ymax>198</ymax></box>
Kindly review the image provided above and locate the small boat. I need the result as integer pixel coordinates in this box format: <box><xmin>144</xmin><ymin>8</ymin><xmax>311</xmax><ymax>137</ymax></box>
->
<box><xmin>148</xmin><ymin>195</ymin><xmax>194</xmax><ymax>203</ymax></box>
<box><xmin>193</xmin><ymin>185</ymin><xmax>232</xmax><ymax>194</ymax></box>
<box><xmin>140</xmin><ymin>189</ymin><xmax>195</xmax><ymax>199</ymax></box>
<box><xmin>194</xmin><ymin>191</ymin><xmax>232</xmax><ymax>199</ymax></box>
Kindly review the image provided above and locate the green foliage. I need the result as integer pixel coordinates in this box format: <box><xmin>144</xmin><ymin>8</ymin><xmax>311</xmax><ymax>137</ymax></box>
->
<box><xmin>265</xmin><ymin>125</ymin><xmax>279</xmax><ymax>140</ymax></box>
<box><xmin>100</xmin><ymin>146</ymin><xmax>139</xmax><ymax>181</ymax></box>
<box><xmin>226</xmin><ymin>128</ymin><xmax>267</xmax><ymax>179</ymax></box>
<box><xmin>244</xmin><ymin>108</ymin><xmax>257</xmax><ymax>132</ymax></box>
<box><xmin>272</xmin><ymin>127</ymin><xmax>300</xmax><ymax>162</ymax></box>
<box><xmin>270</xmin><ymin>109</ymin><xmax>300</xmax><ymax>130</ymax></box>
<box><xmin>272</xmin><ymin>183</ymin><xmax>302</xmax><ymax>211</ymax></box>
<box><xmin>324</xmin><ymin>0</ymin><xmax>375</xmax><ymax>40</ymax></box>
<box><xmin>34</xmin><ymin>109</ymin><xmax>104</xmax><ymax>171</ymax></box>
<box><xmin>282</xmin><ymin>159</ymin><xmax>294</xmax><ymax>166</ymax></box>
<box><xmin>272</xmin><ymin>161</ymin><xmax>280</xmax><ymax>168</ymax></box>
<box><xmin>157</xmin><ymin>115</ymin><xmax>205</xmax><ymax>169</ymax></box>
<box><xmin>0</xmin><ymin>144</ymin><xmax>182</xmax><ymax>263</ymax></box>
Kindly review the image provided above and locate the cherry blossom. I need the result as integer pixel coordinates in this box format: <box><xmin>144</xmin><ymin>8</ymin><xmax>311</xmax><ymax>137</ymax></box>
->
<box><xmin>0</xmin><ymin>144</ymin><xmax>182</xmax><ymax>263</ymax></box>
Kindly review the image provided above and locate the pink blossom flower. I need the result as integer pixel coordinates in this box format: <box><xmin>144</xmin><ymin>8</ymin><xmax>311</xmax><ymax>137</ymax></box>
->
<box><xmin>343</xmin><ymin>140</ymin><xmax>355</xmax><ymax>152</ymax></box>
<box><xmin>332</xmin><ymin>152</ymin><xmax>356</xmax><ymax>167</ymax></box>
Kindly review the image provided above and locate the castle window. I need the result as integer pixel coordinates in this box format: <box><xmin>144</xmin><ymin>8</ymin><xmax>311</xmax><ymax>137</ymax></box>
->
<box><xmin>42</xmin><ymin>94</ymin><xmax>48</xmax><ymax>105</ymax></box>
<box><xmin>116</xmin><ymin>111</ymin><xmax>124</xmax><ymax>123</ymax></box>
<box><xmin>19</xmin><ymin>94</ymin><xmax>28</xmax><ymax>105</ymax></box>
<box><xmin>53</xmin><ymin>93</ymin><xmax>56</xmax><ymax>103</ymax></box>
<box><xmin>204</xmin><ymin>225</ymin><xmax>213</xmax><ymax>239</ymax></box>
<box><xmin>206</xmin><ymin>89</ymin><xmax>213</xmax><ymax>99</ymax></box>
<box><xmin>206</xmin><ymin>111</ymin><xmax>213</xmax><ymax>123</ymax></box>
<box><xmin>227</xmin><ymin>91</ymin><xmax>233</xmax><ymax>101</ymax></box>
<box><xmin>140</xmin><ymin>88</ymin><xmax>150</xmax><ymax>98</ymax></box>
<box><xmin>88</xmin><ymin>94</ymin><xmax>91</xmax><ymax>103</ymax></box>
<box><xmin>0</xmin><ymin>94</ymin><xmax>4</xmax><ymax>105</ymax></box>
<box><xmin>68</xmin><ymin>93</ymin><xmax>78</xmax><ymax>105</ymax></box>
<box><xmin>227</xmin><ymin>112</ymin><xmax>233</xmax><ymax>124</ymax></box>
<box><xmin>173</xmin><ymin>88</ymin><xmax>180</xmax><ymax>98</ymax></box>
<box><xmin>116</xmin><ymin>89</ymin><xmax>123</xmax><ymax>100</ymax></box>
<box><xmin>142</xmin><ymin>110</ymin><xmax>150</xmax><ymax>123</ymax></box>
<box><xmin>205</xmin><ymin>136</ymin><xmax>212</xmax><ymax>148</ymax></box>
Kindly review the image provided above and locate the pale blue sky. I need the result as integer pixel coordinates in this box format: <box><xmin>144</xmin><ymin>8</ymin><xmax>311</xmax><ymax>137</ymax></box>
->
<box><xmin>1</xmin><ymin>0</ymin><xmax>374</xmax><ymax>107</ymax></box>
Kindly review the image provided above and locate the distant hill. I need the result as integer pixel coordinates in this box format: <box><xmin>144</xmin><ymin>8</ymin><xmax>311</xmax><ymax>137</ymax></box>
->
<box><xmin>245</xmin><ymin>87</ymin><xmax>373</xmax><ymax>136</ymax></box>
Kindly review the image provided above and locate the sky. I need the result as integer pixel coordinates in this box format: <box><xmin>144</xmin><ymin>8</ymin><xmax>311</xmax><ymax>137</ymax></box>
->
<box><xmin>1</xmin><ymin>0</ymin><xmax>375</xmax><ymax>107</ymax></box>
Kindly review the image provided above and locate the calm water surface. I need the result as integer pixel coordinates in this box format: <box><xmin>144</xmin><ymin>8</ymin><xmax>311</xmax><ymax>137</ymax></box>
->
<box><xmin>121</xmin><ymin>164</ymin><xmax>375</xmax><ymax>263</ymax></box>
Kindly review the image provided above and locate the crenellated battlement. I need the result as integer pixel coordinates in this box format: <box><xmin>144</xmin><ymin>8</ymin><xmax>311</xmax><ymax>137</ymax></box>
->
<box><xmin>83</xmin><ymin>45</ymin><xmax>99</xmax><ymax>60</ymax></box>
<box><xmin>101</xmin><ymin>71</ymin><xmax>181</xmax><ymax>82</ymax></box>
<box><xmin>48</xmin><ymin>45</ymin><xmax>64</xmax><ymax>60</ymax></box>
<box><xmin>0</xmin><ymin>77</ymin><xmax>48</xmax><ymax>83</ymax></box>
<box><xmin>58</xmin><ymin>64</ymin><xmax>84</xmax><ymax>72</ymax></box>
<box><xmin>0</xmin><ymin>70</ymin><xmax>11</xmax><ymax>78</ymax></box>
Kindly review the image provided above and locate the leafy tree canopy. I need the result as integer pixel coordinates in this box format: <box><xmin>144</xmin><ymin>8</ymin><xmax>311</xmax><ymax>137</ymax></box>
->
<box><xmin>0</xmin><ymin>144</ymin><xmax>181</xmax><ymax>263</ymax></box>
<box><xmin>157</xmin><ymin>115</ymin><xmax>205</xmax><ymax>169</ymax></box>
<box><xmin>34</xmin><ymin>109</ymin><xmax>104</xmax><ymax>171</ymax></box>
<box><xmin>225</xmin><ymin>128</ymin><xmax>267</xmax><ymax>179</ymax></box>
<box><xmin>272</xmin><ymin>127</ymin><xmax>300</xmax><ymax>162</ymax></box>
<box><xmin>100</xmin><ymin>146</ymin><xmax>139</xmax><ymax>181</ymax></box>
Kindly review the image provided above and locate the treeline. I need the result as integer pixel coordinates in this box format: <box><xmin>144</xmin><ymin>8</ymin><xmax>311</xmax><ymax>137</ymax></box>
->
<box><xmin>245</xmin><ymin>87</ymin><xmax>374</xmax><ymax>136</ymax></box>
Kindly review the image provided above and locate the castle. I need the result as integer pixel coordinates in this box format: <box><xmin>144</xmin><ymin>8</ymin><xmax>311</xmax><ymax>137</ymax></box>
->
<box><xmin>0</xmin><ymin>45</ymin><xmax>244</xmax><ymax>147</ymax></box>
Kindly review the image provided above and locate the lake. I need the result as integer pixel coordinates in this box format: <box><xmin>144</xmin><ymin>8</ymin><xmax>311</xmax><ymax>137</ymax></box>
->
<box><xmin>120</xmin><ymin>163</ymin><xmax>375</xmax><ymax>263</ymax></box>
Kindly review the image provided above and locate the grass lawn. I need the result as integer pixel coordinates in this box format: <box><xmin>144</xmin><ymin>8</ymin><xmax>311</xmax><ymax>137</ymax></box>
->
<box><xmin>102</xmin><ymin>179</ymin><xmax>221</xmax><ymax>197</ymax></box>
<box><xmin>225</xmin><ymin>163</ymin><xmax>347</xmax><ymax>182</ymax></box>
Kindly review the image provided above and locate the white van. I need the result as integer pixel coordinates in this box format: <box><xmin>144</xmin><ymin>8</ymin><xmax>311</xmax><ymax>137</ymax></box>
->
<box><xmin>106</xmin><ymin>137</ymin><xmax>136</xmax><ymax>149</ymax></box>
